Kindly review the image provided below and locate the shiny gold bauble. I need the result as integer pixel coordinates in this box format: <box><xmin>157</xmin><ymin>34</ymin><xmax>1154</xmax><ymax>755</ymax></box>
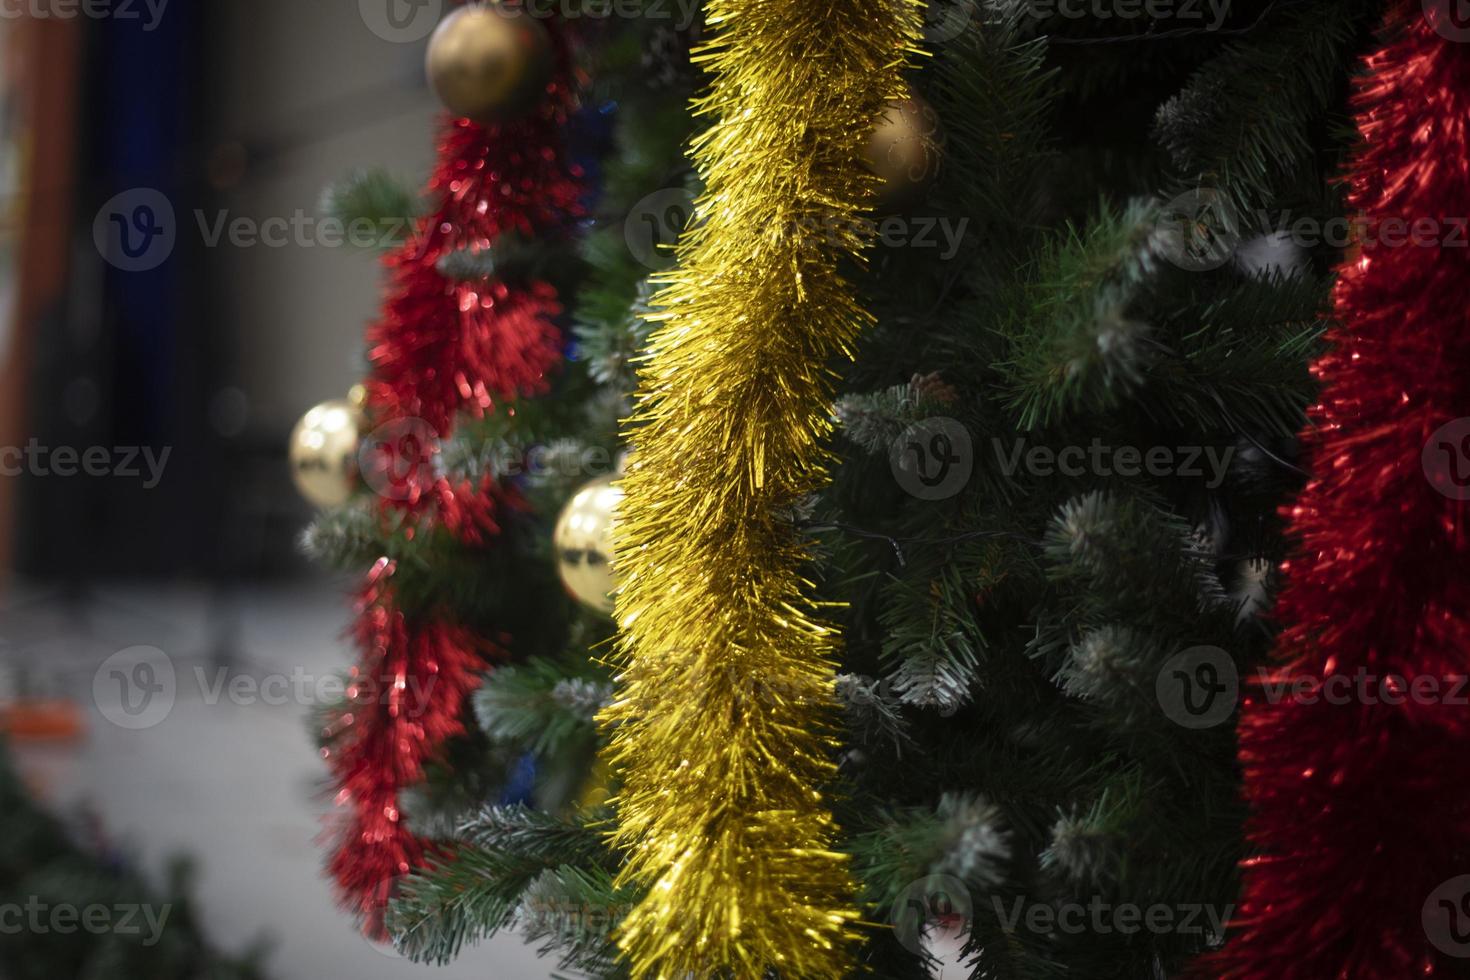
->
<box><xmin>864</xmin><ymin>94</ymin><xmax>942</xmax><ymax>210</ymax></box>
<box><xmin>289</xmin><ymin>399</ymin><xmax>362</xmax><ymax>508</ymax></box>
<box><xmin>425</xmin><ymin>4</ymin><xmax>553</xmax><ymax>124</ymax></box>
<box><xmin>553</xmin><ymin>474</ymin><xmax>623</xmax><ymax>615</ymax></box>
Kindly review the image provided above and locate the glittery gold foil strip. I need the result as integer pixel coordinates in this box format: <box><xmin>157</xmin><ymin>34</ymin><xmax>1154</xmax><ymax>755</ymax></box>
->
<box><xmin>599</xmin><ymin>0</ymin><xmax>925</xmax><ymax>976</ymax></box>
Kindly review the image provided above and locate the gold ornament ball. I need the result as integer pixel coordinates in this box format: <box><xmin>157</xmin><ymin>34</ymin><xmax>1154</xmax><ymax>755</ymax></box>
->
<box><xmin>553</xmin><ymin>475</ymin><xmax>623</xmax><ymax>615</ymax></box>
<box><xmin>425</xmin><ymin>4</ymin><xmax>553</xmax><ymax>124</ymax></box>
<box><xmin>864</xmin><ymin>94</ymin><xmax>942</xmax><ymax>210</ymax></box>
<box><xmin>289</xmin><ymin>399</ymin><xmax>362</xmax><ymax>508</ymax></box>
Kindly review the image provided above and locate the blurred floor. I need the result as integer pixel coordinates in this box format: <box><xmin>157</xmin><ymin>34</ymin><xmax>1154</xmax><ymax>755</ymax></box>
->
<box><xmin>5</xmin><ymin>581</ymin><xmax>554</xmax><ymax>980</ymax></box>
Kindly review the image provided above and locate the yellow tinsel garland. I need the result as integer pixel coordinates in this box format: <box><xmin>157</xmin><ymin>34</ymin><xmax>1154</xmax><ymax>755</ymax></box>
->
<box><xmin>600</xmin><ymin>0</ymin><xmax>924</xmax><ymax>977</ymax></box>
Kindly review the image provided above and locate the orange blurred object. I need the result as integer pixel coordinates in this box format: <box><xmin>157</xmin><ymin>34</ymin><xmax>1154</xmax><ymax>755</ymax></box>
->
<box><xmin>0</xmin><ymin>698</ymin><xmax>85</xmax><ymax>742</ymax></box>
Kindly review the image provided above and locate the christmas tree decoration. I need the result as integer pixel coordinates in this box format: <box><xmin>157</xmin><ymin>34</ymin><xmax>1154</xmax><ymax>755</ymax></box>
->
<box><xmin>321</xmin><ymin>559</ymin><xmax>490</xmax><ymax>936</ymax></box>
<box><xmin>553</xmin><ymin>475</ymin><xmax>622</xmax><ymax>615</ymax></box>
<box><xmin>1203</xmin><ymin>7</ymin><xmax>1470</xmax><ymax>978</ymax></box>
<box><xmin>296</xmin><ymin>0</ymin><xmax>1420</xmax><ymax>976</ymax></box>
<box><xmin>320</xmin><ymin>11</ymin><xmax>585</xmax><ymax>934</ymax></box>
<box><xmin>368</xmin><ymin>273</ymin><xmax>564</xmax><ymax>436</ymax></box>
<box><xmin>366</xmin><ymin>107</ymin><xmax>584</xmax><ymax>434</ymax></box>
<box><xmin>600</xmin><ymin>0</ymin><xmax>923</xmax><ymax>976</ymax></box>
<box><xmin>425</xmin><ymin>3</ymin><xmax>554</xmax><ymax>124</ymax></box>
<box><xmin>864</xmin><ymin>93</ymin><xmax>941</xmax><ymax>211</ymax></box>
<box><xmin>289</xmin><ymin>398</ymin><xmax>362</xmax><ymax>508</ymax></box>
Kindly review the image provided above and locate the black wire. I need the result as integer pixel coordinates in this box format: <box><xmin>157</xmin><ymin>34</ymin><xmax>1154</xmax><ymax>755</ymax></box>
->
<box><xmin>799</xmin><ymin>520</ymin><xmax>1037</xmax><ymax>568</ymax></box>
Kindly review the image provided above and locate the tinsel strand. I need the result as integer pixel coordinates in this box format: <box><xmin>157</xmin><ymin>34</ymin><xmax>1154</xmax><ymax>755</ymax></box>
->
<box><xmin>366</xmin><ymin>19</ymin><xmax>585</xmax><ymax>438</ymax></box>
<box><xmin>323</xmin><ymin>10</ymin><xmax>584</xmax><ymax>930</ymax></box>
<box><xmin>1202</xmin><ymin>5</ymin><xmax>1470</xmax><ymax>977</ymax></box>
<box><xmin>323</xmin><ymin>559</ymin><xmax>488</xmax><ymax>936</ymax></box>
<box><xmin>600</xmin><ymin>1</ymin><xmax>923</xmax><ymax>977</ymax></box>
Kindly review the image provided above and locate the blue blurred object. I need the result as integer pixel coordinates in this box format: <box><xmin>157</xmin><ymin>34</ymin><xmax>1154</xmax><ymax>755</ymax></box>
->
<box><xmin>500</xmin><ymin>751</ymin><xmax>539</xmax><ymax>806</ymax></box>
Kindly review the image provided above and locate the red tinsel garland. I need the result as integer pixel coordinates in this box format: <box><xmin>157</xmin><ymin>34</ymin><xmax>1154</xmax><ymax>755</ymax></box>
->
<box><xmin>365</xmin><ymin>272</ymin><xmax>565</xmax><ymax>437</ymax></box>
<box><xmin>365</xmin><ymin>24</ymin><xmax>585</xmax><ymax>434</ymax></box>
<box><xmin>323</xmin><ymin>10</ymin><xmax>584</xmax><ymax>932</ymax></box>
<box><xmin>1206</xmin><ymin>6</ymin><xmax>1470</xmax><ymax>977</ymax></box>
<box><xmin>324</xmin><ymin>559</ymin><xmax>488</xmax><ymax>934</ymax></box>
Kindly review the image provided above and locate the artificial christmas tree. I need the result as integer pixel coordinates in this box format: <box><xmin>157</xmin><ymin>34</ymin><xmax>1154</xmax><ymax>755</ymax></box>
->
<box><xmin>296</xmin><ymin>0</ymin><xmax>1457</xmax><ymax>977</ymax></box>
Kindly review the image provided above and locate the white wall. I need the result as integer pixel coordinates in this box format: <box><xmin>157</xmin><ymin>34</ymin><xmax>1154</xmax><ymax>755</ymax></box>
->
<box><xmin>206</xmin><ymin>0</ymin><xmax>441</xmax><ymax>434</ymax></box>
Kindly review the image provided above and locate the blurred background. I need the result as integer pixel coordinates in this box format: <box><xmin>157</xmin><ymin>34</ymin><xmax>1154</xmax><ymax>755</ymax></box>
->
<box><xmin>0</xmin><ymin>2</ymin><xmax>555</xmax><ymax>976</ymax></box>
